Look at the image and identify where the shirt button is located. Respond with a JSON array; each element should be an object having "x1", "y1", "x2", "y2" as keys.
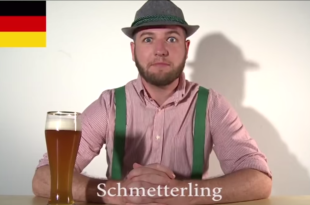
[{"x1": 156, "y1": 135, "x2": 160, "y2": 140}]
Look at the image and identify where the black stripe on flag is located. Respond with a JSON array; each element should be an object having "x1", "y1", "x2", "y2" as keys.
[{"x1": 0, "y1": 1, "x2": 46, "y2": 16}]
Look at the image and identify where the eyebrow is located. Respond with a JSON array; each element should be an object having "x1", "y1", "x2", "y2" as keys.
[
  {"x1": 166, "y1": 30, "x2": 181, "y2": 36},
  {"x1": 139, "y1": 32, "x2": 155, "y2": 38},
  {"x1": 138, "y1": 30, "x2": 182, "y2": 38}
]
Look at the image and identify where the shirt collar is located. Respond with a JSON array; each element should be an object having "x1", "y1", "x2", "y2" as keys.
[{"x1": 133, "y1": 72, "x2": 187, "y2": 106}]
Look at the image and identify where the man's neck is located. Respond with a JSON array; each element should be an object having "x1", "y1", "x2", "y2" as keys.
[{"x1": 142, "y1": 78, "x2": 179, "y2": 107}]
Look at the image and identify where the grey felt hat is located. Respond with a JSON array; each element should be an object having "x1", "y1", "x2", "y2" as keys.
[{"x1": 121, "y1": 0, "x2": 199, "y2": 39}]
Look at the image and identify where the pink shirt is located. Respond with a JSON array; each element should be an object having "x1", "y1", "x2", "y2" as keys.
[{"x1": 37, "y1": 73, "x2": 272, "y2": 179}]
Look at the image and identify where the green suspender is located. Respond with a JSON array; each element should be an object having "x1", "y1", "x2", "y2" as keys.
[
  {"x1": 191, "y1": 86, "x2": 209, "y2": 179},
  {"x1": 111, "y1": 85, "x2": 209, "y2": 180},
  {"x1": 111, "y1": 86, "x2": 126, "y2": 180}
]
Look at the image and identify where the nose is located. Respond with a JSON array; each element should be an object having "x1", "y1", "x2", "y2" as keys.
[{"x1": 154, "y1": 40, "x2": 168, "y2": 56}]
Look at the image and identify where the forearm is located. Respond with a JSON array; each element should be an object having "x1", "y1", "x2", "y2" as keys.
[
  {"x1": 32, "y1": 165, "x2": 124, "y2": 204},
  {"x1": 157, "y1": 169, "x2": 272, "y2": 205}
]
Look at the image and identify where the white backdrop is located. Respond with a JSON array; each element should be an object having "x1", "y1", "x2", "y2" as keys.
[{"x1": 0, "y1": 1, "x2": 309, "y2": 196}]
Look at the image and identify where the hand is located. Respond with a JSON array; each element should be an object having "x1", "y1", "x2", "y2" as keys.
[
  {"x1": 127, "y1": 163, "x2": 175, "y2": 185},
  {"x1": 121, "y1": 163, "x2": 178, "y2": 204}
]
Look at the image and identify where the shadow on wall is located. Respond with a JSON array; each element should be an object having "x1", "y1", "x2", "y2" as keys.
[{"x1": 187, "y1": 32, "x2": 310, "y2": 195}]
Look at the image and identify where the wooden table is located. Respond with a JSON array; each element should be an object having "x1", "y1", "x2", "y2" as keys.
[{"x1": 1, "y1": 195, "x2": 310, "y2": 205}]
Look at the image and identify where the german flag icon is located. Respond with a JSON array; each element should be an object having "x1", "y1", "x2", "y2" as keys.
[{"x1": 0, "y1": 1, "x2": 46, "y2": 47}]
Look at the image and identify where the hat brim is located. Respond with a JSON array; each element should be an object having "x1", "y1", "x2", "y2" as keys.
[{"x1": 121, "y1": 21, "x2": 199, "y2": 39}]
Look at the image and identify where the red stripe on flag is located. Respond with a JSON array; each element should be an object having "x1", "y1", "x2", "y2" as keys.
[{"x1": 0, "y1": 16, "x2": 46, "y2": 31}]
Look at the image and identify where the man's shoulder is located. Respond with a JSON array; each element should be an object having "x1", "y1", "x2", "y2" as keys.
[
  {"x1": 89, "y1": 79, "x2": 138, "y2": 107},
  {"x1": 185, "y1": 80, "x2": 219, "y2": 100},
  {"x1": 185, "y1": 80, "x2": 230, "y2": 110}
]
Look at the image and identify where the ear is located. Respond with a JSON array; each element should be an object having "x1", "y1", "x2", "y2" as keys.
[
  {"x1": 185, "y1": 39, "x2": 190, "y2": 59},
  {"x1": 130, "y1": 41, "x2": 135, "y2": 62}
]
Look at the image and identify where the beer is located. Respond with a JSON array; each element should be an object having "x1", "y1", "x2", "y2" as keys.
[{"x1": 45, "y1": 111, "x2": 82, "y2": 205}]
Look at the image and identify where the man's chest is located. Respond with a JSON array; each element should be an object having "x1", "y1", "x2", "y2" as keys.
[{"x1": 105, "y1": 101, "x2": 211, "y2": 178}]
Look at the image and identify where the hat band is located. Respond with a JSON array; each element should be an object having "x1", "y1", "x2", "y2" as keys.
[{"x1": 131, "y1": 15, "x2": 188, "y2": 27}]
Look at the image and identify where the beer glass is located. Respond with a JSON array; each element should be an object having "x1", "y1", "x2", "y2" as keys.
[{"x1": 45, "y1": 111, "x2": 82, "y2": 205}]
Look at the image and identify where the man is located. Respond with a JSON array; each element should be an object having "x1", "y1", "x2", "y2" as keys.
[{"x1": 32, "y1": 0, "x2": 272, "y2": 204}]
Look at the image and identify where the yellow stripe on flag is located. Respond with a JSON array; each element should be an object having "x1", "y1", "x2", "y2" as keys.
[{"x1": 0, "y1": 32, "x2": 46, "y2": 47}]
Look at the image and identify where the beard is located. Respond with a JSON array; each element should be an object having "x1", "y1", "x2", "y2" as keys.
[{"x1": 134, "y1": 51, "x2": 186, "y2": 87}]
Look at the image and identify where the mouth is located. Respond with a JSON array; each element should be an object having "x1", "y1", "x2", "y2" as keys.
[{"x1": 152, "y1": 62, "x2": 170, "y2": 66}]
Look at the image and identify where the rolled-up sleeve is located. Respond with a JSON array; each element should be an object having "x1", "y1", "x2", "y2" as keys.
[{"x1": 209, "y1": 89, "x2": 272, "y2": 178}]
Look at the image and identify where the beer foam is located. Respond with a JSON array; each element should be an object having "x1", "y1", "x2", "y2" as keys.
[{"x1": 45, "y1": 118, "x2": 82, "y2": 131}]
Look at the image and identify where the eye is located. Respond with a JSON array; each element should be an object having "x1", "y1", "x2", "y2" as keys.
[
  {"x1": 143, "y1": 37, "x2": 152, "y2": 43},
  {"x1": 167, "y1": 37, "x2": 177, "y2": 42}
]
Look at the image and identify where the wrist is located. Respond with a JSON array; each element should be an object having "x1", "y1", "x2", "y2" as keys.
[{"x1": 101, "y1": 180, "x2": 126, "y2": 205}]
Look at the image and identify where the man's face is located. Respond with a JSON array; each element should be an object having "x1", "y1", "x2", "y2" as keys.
[{"x1": 130, "y1": 26, "x2": 190, "y2": 86}]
